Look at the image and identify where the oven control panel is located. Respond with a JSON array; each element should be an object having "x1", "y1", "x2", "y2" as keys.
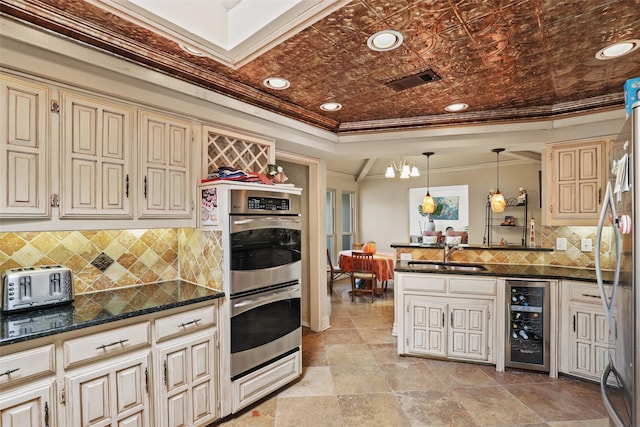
[
  {"x1": 230, "y1": 189, "x2": 300, "y2": 214},
  {"x1": 247, "y1": 196, "x2": 289, "y2": 211}
]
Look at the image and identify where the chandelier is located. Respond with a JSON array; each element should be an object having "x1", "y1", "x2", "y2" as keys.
[{"x1": 385, "y1": 157, "x2": 420, "y2": 179}]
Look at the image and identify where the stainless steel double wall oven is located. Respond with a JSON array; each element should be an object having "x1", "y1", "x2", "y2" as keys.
[{"x1": 228, "y1": 189, "x2": 302, "y2": 379}]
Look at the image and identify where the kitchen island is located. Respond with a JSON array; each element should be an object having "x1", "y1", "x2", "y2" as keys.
[{"x1": 392, "y1": 243, "x2": 616, "y2": 384}]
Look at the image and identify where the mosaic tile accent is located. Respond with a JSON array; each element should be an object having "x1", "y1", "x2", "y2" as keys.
[{"x1": 91, "y1": 252, "x2": 114, "y2": 272}]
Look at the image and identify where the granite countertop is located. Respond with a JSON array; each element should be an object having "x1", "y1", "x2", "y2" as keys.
[
  {"x1": 391, "y1": 243, "x2": 554, "y2": 252},
  {"x1": 395, "y1": 260, "x2": 615, "y2": 284},
  {"x1": 0, "y1": 280, "x2": 225, "y2": 347}
]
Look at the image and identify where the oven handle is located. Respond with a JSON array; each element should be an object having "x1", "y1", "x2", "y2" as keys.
[
  {"x1": 232, "y1": 217, "x2": 300, "y2": 226},
  {"x1": 232, "y1": 287, "x2": 301, "y2": 316}
]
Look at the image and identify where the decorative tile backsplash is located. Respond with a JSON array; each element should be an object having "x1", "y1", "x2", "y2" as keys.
[
  {"x1": 0, "y1": 224, "x2": 613, "y2": 296},
  {"x1": 0, "y1": 228, "x2": 224, "y2": 294},
  {"x1": 396, "y1": 225, "x2": 615, "y2": 270}
]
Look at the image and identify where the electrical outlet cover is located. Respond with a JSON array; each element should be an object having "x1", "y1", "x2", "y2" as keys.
[
  {"x1": 556, "y1": 238, "x2": 567, "y2": 251},
  {"x1": 581, "y1": 238, "x2": 592, "y2": 252}
]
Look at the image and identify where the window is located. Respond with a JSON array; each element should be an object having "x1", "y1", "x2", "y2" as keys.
[
  {"x1": 341, "y1": 192, "x2": 354, "y2": 251},
  {"x1": 327, "y1": 190, "x2": 355, "y2": 262}
]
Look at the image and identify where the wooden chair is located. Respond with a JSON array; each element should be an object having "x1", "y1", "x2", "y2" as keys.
[
  {"x1": 349, "y1": 251, "x2": 377, "y2": 303},
  {"x1": 351, "y1": 242, "x2": 364, "y2": 250},
  {"x1": 445, "y1": 230, "x2": 468, "y2": 244},
  {"x1": 422, "y1": 230, "x2": 442, "y2": 244},
  {"x1": 326, "y1": 249, "x2": 348, "y2": 293}
]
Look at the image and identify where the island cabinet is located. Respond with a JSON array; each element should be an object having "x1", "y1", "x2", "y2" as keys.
[
  {"x1": 397, "y1": 273, "x2": 497, "y2": 364},
  {"x1": 559, "y1": 280, "x2": 615, "y2": 383},
  {"x1": 0, "y1": 300, "x2": 220, "y2": 427}
]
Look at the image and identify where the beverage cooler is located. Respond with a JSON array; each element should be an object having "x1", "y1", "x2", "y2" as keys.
[{"x1": 506, "y1": 280, "x2": 550, "y2": 372}]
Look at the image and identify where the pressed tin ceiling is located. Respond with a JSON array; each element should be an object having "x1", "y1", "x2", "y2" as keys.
[{"x1": 1, "y1": 0, "x2": 639, "y2": 134}]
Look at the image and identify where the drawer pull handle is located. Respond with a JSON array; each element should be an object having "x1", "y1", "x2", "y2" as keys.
[
  {"x1": 0, "y1": 368, "x2": 20, "y2": 377},
  {"x1": 179, "y1": 318, "x2": 201, "y2": 328},
  {"x1": 96, "y1": 339, "x2": 129, "y2": 350},
  {"x1": 581, "y1": 293, "x2": 601, "y2": 299}
]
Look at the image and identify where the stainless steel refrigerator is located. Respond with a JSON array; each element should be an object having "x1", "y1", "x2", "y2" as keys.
[{"x1": 596, "y1": 101, "x2": 638, "y2": 427}]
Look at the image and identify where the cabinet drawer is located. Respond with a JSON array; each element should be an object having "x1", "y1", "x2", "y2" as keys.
[
  {"x1": 63, "y1": 322, "x2": 151, "y2": 368},
  {"x1": 568, "y1": 283, "x2": 609, "y2": 304},
  {"x1": 155, "y1": 305, "x2": 216, "y2": 342},
  {"x1": 449, "y1": 278, "x2": 496, "y2": 296},
  {"x1": 402, "y1": 275, "x2": 446, "y2": 293},
  {"x1": 233, "y1": 349, "x2": 301, "y2": 413},
  {"x1": 0, "y1": 344, "x2": 55, "y2": 387}
]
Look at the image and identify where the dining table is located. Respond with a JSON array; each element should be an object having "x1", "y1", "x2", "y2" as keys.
[{"x1": 338, "y1": 250, "x2": 395, "y2": 285}]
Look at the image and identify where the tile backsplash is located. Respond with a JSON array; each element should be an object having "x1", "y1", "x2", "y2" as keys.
[
  {"x1": 0, "y1": 224, "x2": 613, "y2": 296},
  {"x1": 0, "y1": 228, "x2": 223, "y2": 293}
]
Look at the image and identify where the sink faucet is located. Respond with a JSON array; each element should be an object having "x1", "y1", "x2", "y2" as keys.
[{"x1": 444, "y1": 244, "x2": 463, "y2": 263}]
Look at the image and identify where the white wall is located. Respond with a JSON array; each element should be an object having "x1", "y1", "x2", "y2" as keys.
[{"x1": 358, "y1": 160, "x2": 542, "y2": 252}]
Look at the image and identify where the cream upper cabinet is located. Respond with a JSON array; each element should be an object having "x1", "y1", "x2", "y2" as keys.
[
  {"x1": 139, "y1": 110, "x2": 191, "y2": 218},
  {"x1": 0, "y1": 75, "x2": 50, "y2": 218},
  {"x1": 544, "y1": 139, "x2": 609, "y2": 226},
  {"x1": 60, "y1": 91, "x2": 133, "y2": 218}
]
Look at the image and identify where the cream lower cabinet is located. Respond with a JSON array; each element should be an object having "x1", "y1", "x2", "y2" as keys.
[
  {"x1": 0, "y1": 344, "x2": 57, "y2": 426},
  {"x1": 398, "y1": 273, "x2": 496, "y2": 364},
  {"x1": 154, "y1": 305, "x2": 218, "y2": 427},
  {"x1": 64, "y1": 350, "x2": 151, "y2": 427},
  {"x1": 0, "y1": 379, "x2": 56, "y2": 427},
  {"x1": 560, "y1": 281, "x2": 615, "y2": 382},
  {"x1": 0, "y1": 300, "x2": 220, "y2": 427}
]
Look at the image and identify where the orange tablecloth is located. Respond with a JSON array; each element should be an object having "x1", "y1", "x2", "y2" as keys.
[{"x1": 338, "y1": 250, "x2": 395, "y2": 282}]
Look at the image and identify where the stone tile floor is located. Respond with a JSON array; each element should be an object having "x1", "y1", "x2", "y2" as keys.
[{"x1": 212, "y1": 279, "x2": 611, "y2": 426}]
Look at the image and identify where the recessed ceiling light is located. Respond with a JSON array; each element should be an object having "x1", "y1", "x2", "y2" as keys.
[
  {"x1": 445, "y1": 103, "x2": 469, "y2": 112},
  {"x1": 367, "y1": 30, "x2": 403, "y2": 52},
  {"x1": 320, "y1": 102, "x2": 342, "y2": 111},
  {"x1": 263, "y1": 77, "x2": 290, "y2": 90},
  {"x1": 596, "y1": 39, "x2": 640, "y2": 60},
  {"x1": 178, "y1": 43, "x2": 205, "y2": 57}
]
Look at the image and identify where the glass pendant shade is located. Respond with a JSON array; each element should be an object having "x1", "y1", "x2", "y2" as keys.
[
  {"x1": 491, "y1": 148, "x2": 506, "y2": 213},
  {"x1": 491, "y1": 191, "x2": 506, "y2": 212},
  {"x1": 422, "y1": 151, "x2": 435, "y2": 213},
  {"x1": 400, "y1": 164, "x2": 411, "y2": 179},
  {"x1": 422, "y1": 192, "x2": 435, "y2": 213}
]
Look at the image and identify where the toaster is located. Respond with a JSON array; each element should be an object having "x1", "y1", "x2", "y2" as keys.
[{"x1": 1, "y1": 266, "x2": 74, "y2": 312}]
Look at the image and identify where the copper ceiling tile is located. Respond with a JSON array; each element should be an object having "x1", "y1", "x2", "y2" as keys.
[{"x1": 2, "y1": 0, "x2": 638, "y2": 133}]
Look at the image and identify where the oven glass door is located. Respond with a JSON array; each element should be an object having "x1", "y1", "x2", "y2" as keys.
[
  {"x1": 230, "y1": 282, "x2": 301, "y2": 377},
  {"x1": 230, "y1": 215, "x2": 301, "y2": 270}
]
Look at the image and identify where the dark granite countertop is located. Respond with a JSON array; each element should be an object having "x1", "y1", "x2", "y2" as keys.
[
  {"x1": 395, "y1": 261, "x2": 615, "y2": 284},
  {"x1": 391, "y1": 243, "x2": 554, "y2": 252},
  {"x1": 0, "y1": 280, "x2": 225, "y2": 347}
]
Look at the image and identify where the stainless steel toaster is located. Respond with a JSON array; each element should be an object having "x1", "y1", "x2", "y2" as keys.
[{"x1": 1, "y1": 266, "x2": 74, "y2": 312}]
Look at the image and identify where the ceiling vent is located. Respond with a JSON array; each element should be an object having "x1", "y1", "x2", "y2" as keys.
[{"x1": 385, "y1": 69, "x2": 441, "y2": 92}]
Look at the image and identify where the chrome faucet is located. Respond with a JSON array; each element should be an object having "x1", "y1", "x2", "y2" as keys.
[{"x1": 444, "y1": 244, "x2": 463, "y2": 263}]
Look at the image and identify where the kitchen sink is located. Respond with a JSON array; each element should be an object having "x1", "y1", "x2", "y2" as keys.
[
  {"x1": 445, "y1": 265, "x2": 487, "y2": 272},
  {"x1": 408, "y1": 262, "x2": 448, "y2": 270},
  {"x1": 407, "y1": 261, "x2": 487, "y2": 272}
]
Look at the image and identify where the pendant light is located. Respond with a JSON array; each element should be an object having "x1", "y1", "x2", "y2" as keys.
[
  {"x1": 421, "y1": 152, "x2": 435, "y2": 214},
  {"x1": 491, "y1": 148, "x2": 506, "y2": 212}
]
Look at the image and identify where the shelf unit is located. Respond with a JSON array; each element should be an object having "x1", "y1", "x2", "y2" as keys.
[{"x1": 484, "y1": 194, "x2": 528, "y2": 247}]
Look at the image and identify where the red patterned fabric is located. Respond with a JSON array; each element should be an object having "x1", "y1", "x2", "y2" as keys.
[{"x1": 338, "y1": 250, "x2": 394, "y2": 282}]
